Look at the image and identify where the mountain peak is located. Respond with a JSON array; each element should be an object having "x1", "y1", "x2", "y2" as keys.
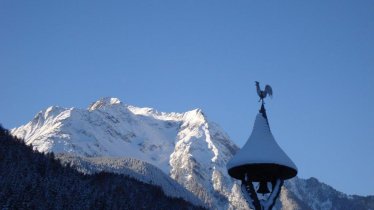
[
  {"x1": 182, "y1": 108, "x2": 206, "y2": 124},
  {"x1": 88, "y1": 97, "x2": 122, "y2": 111}
]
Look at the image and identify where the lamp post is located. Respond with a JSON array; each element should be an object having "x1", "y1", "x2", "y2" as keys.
[{"x1": 227, "y1": 83, "x2": 298, "y2": 210}]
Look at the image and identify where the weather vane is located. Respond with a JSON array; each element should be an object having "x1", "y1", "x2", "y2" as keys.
[
  {"x1": 255, "y1": 81, "x2": 273, "y2": 104},
  {"x1": 227, "y1": 81, "x2": 297, "y2": 210}
]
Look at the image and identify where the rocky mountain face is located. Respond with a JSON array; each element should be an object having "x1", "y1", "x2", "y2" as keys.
[{"x1": 11, "y1": 97, "x2": 374, "y2": 210}]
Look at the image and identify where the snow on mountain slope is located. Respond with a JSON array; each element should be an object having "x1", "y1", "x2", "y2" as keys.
[
  {"x1": 13, "y1": 98, "x2": 180, "y2": 172},
  {"x1": 56, "y1": 154, "x2": 204, "y2": 207}
]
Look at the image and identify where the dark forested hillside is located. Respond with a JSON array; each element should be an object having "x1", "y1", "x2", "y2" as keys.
[{"x1": 0, "y1": 125, "x2": 205, "y2": 210}]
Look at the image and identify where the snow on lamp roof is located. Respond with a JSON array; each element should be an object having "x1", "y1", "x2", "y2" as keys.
[{"x1": 227, "y1": 104, "x2": 297, "y2": 181}]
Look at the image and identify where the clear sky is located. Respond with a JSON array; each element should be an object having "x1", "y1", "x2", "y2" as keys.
[{"x1": 1, "y1": 0, "x2": 373, "y2": 196}]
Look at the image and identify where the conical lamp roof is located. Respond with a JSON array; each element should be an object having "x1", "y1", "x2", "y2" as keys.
[{"x1": 227, "y1": 104, "x2": 297, "y2": 181}]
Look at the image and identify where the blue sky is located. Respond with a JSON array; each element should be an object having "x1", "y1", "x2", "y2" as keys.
[{"x1": 1, "y1": 0, "x2": 374, "y2": 195}]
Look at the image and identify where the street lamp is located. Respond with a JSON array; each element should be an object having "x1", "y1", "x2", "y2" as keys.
[{"x1": 227, "y1": 83, "x2": 298, "y2": 210}]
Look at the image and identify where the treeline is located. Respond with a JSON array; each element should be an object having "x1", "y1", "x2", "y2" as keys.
[{"x1": 0, "y1": 126, "x2": 205, "y2": 210}]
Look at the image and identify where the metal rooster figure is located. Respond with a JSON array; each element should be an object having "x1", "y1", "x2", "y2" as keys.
[{"x1": 255, "y1": 81, "x2": 273, "y2": 104}]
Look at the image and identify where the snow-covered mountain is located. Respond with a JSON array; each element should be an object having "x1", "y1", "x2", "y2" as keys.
[
  {"x1": 11, "y1": 97, "x2": 374, "y2": 210},
  {"x1": 12, "y1": 97, "x2": 245, "y2": 209}
]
